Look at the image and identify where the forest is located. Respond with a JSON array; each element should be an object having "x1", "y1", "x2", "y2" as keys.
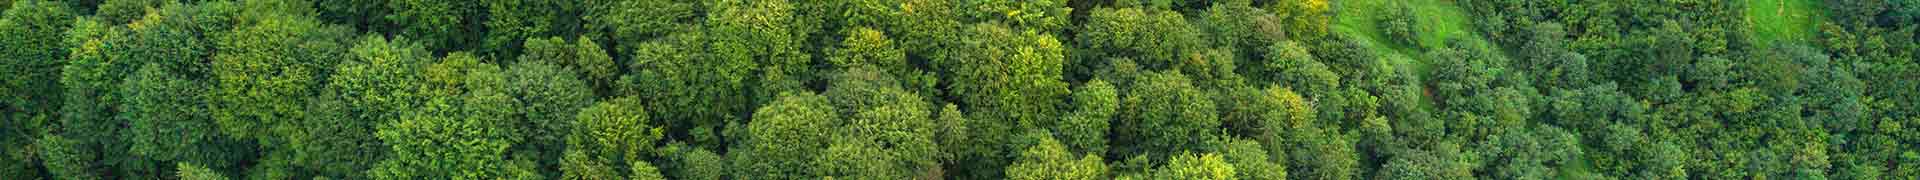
[{"x1": 0, "y1": 0, "x2": 1917, "y2": 179}]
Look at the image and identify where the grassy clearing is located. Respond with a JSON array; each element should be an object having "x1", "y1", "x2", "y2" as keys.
[
  {"x1": 1745, "y1": 0, "x2": 1825, "y2": 47},
  {"x1": 1332, "y1": 1, "x2": 1607, "y2": 178},
  {"x1": 1330, "y1": 0, "x2": 1480, "y2": 77}
]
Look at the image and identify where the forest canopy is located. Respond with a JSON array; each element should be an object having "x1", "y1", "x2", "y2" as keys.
[{"x1": 2, "y1": 0, "x2": 1918, "y2": 179}]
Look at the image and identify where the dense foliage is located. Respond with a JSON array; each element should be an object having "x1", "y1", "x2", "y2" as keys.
[{"x1": 1, "y1": 0, "x2": 1916, "y2": 179}]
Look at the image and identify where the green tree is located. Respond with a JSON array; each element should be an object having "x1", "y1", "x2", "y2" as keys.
[
  {"x1": 1282, "y1": 115, "x2": 1358, "y2": 180},
  {"x1": 211, "y1": 10, "x2": 349, "y2": 144},
  {"x1": 0, "y1": 0, "x2": 73, "y2": 115},
  {"x1": 1268, "y1": 0, "x2": 1331, "y2": 38},
  {"x1": 1060, "y1": 79, "x2": 1118, "y2": 155},
  {"x1": 46, "y1": 17, "x2": 118, "y2": 179},
  {"x1": 887, "y1": 0, "x2": 964, "y2": 59},
  {"x1": 1378, "y1": 1, "x2": 1422, "y2": 47},
  {"x1": 1260, "y1": 41, "x2": 1340, "y2": 97},
  {"x1": 175, "y1": 162, "x2": 229, "y2": 180},
  {"x1": 1006, "y1": 135, "x2": 1108, "y2": 180},
  {"x1": 829, "y1": 27, "x2": 936, "y2": 103},
  {"x1": 655, "y1": 143, "x2": 725, "y2": 180},
  {"x1": 292, "y1": 91, "x2": 385, "y2": 179},
  {"x1": 1476, "y1": 125, "x2": 1583, "y2": 179},
  {"x1": 561, "y1": 97, "x2": 663, "y2": 179},
  {"x1": 481, "y1": 0, "x2": 579, "y2": 56},
  {"x1": 57, "y1": 7, "x2": 227, "y2": 178},
  {"x1": 518, "y1": 37, "x2": 617, "y2": 94},
  {"x1": 706, "y1": 0, "x2": 812, "y2": 107},
  {"x1": 829, "y1": 27, "x2": 909, "y2": 77},
  {"x1": 504, "y1": 59, "x2": 594, "y2": 177},
  {"x1": 1, "y1": 2, "x2": 73, "y2": 177},
  {"x1": 1155, "y1": 152, "x2": 1236, "y2": 180},
  {"x1": 1117, "y1": 71, "x2": 1219, "y2": 160},
  {"x1": 960, "y1": 0, "x2": 1071, "y2": 33},
  {"x1": 315, "y1": 0, "x2": 389, "y2": 29},
  {"x1": 1212, "y1": 138, "x2": 1284, "y2": 180},
  {"x1": 1078, "y1": 7, "x2": 1203, "y2": 71},
  {"x1": 940, "y1": 22, "x2": 1072, "y2": 179},
  {"x1": 628, "y1": 161, "x2": 666, "y2": 180},
  {"x1": 122, "y1": 64, "x2": 226, "y2": 168},
  {"x1": 1201, "y1": 0, "x2": 1283, "y2": 55},
  {"x1": 385, "y1": 0, "x2": 480, "y2": 51},
  {"x1": 1376, "y1": 143, "x2": 1473, "y2": 180},
  {"x1": 816, "y1": 68, "x2": 940, "y2": 178},
  {"x1": 582, "y1": 0, "x2": 695, "y2": 53},
  {"x1": 732, "y1": 91, "x2": 838, "y2": 179},
  {"x1": 368, "y1": 53, "x2": 535, "y2": 179},
  {"x1": 96, "y1": 0, "x2": 166, "y2": 24},
  {"x1": 316, "y1": 36, "x2": 434, "y2": 179},
  {"x1": 329, "y1": 35, "x2": 430, "y2": 120},
  {"x1": 619, "y1": 32, "x2": 746, "y2": 149}
]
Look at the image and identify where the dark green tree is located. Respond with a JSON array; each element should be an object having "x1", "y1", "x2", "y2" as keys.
[
  {"x1": 384, "y1": 0, "x2": 480, "y2": 51},
  {"x1": 518, "y1": 36, "x2": 617, "y2": 94},
  {"x1": 96, "y1": 0, "x2": 166, "y2": 24},
  {"x1": 1378, "y1": 1, "x2": 1422, "y2": 47},
  {"x1": 481, "y1": 0, "x2": 580, "y2": 56},
  {"x1": 315, "y1": 36, "x2": 434, "y2": 179},
  {"x1": 122, "y1": 63, "x2": 229, "y2": 170},
  {"x1": 619, "y1": 32, "x2": 746, "y2": 149},
  {"x1": 581, "y1": 0, "x2": 695, "y2": 53},
  {"x1": 45, "y1": 17, "x2": 119, "y2": 179},
  {"x1": 0, "y1": 0, "x2": 73, "y2": 115},
  {"x1": 0, "y1": 2, "x2": 73, "y2": 177},
  {"x1": 504, "y1": 59, "x2": 594, "y2": 177}
]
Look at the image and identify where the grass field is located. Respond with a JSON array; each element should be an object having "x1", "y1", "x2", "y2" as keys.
[{"x1": 1745, "y1": 0, "x2": 1826, "y2": 47}]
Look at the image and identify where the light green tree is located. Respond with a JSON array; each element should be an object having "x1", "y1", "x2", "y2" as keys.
[
  {"x1": 707, "y1": 0, "x2": 812, "y2": 107},
  {"x1": 939, "y1": 22, "x2": 1071, "y2": 179},
  {"x1": 1118, "y1": 71, "x2": 1219, "y2": 160},
  {"x1": 1006, "y1": 134, "x2": 1108, "y2": 180},
  {"x1": 1156, "y1": 152, "x2": 1237, "y2": 180},
  {"x1": 1059, "y1": 79, "x2": 1118, "y2": 155},
  {"x1": 561, "y1": 97, "x2": 663, "y2": 179},
  {"x1": 1078, "y1": 7, "x2": 1204, "y2": 71},
  {"x1": 732, "y1": 91, "x2": 838, "y2": 179},
  {"x1": 212, "y1": 9, "x2": 350, "y2": 144},
  {"x1": 368, "y1": 53, "x2": 535, "y2": 179},
  {"x1": 175, "y1": 163, "x2": 229, "y2": 180}
]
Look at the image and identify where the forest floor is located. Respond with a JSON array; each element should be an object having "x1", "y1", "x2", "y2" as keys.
[{"x1": 1745, "y1": 0, "x2": 1826, "y2": 47}]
